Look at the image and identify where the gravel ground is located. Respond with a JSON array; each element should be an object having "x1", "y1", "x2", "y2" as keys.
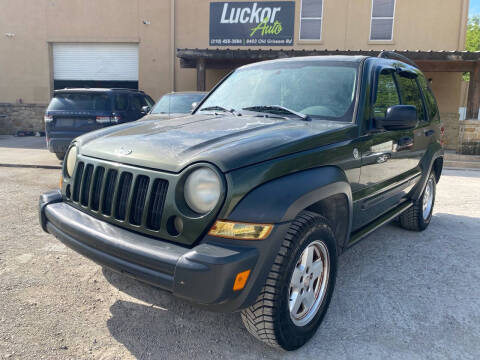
[{"x1": 0, "y1": 167, "x2": 479, "y2": 360}]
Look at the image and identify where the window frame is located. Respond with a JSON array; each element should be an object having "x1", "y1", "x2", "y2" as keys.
[
  {"x1": 369, "y1": 0, "x2": 396, "y2": 42},
  {"x1": 394, "y1": 71, "x2": 428, "y2": 123},
  {"x1": 372, "y1": 68, "x2": 401, "y2": 121},
  {"x1": 299, "y1": 0, "x2": 324, "y2": 41}
]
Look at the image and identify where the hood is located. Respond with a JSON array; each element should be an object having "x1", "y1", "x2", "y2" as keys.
[{"x1": 76, "y1": 114, "x2": 354, "y2": 173}]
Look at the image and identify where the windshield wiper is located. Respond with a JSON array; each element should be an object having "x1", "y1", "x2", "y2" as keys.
[
  {"x1": 199, "y1": 105, "x2": 240, "y2": 116},
  {"x1": 242, "y1": 105, "x2": 311, "y2": 121}
]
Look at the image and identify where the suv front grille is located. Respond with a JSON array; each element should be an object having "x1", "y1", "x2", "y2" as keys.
[{"x1": 67, "y1": 160, "x2": 169, "y2": 234}]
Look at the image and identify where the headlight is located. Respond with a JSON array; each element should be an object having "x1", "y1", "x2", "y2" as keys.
[
  {"x1": 184, "y1": 167, "x2": 221, "y2": 214},
  {"x1": 65, "y1": 146, "x2": 78, "y2": 177}
]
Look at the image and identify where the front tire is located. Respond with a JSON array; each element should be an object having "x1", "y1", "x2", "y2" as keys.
[
  {"x1": 399, "y1": 172, "x2": 436, "y2": 231},
  {"x1": 241, "y1": 211, "x2": 337, "y2": 350}
]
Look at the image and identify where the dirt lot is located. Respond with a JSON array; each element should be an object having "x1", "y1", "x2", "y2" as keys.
[{"x1": 1, "y1": 165, "x2": 480, "y2": 360}]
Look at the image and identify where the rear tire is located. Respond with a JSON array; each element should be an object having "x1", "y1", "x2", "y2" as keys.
[
  {"x1": 241, "y1": 211, "x2": 337, "y2": 350},
  {"x1": 55, "y1": 152, "x2": 65, "y2": 160},
  {"x1": 399, "y1": 172, "x2": 436, "y2": 231}
]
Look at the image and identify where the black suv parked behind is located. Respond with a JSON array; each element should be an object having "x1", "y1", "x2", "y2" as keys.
[{"x1": 45, "y1": 88, "x2": 154, "y2": 159}]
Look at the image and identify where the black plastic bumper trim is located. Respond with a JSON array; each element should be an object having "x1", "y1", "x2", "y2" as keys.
[{"x1": 39, "y1": 194, "x2": 259, "y2": 307}]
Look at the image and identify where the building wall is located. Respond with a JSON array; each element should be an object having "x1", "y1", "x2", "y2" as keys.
[{"x1": 0, "y1": 0, "x2": 469, "y2": 135}]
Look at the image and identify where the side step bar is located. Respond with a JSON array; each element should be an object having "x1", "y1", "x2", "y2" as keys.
[{"x1": 348, "y1": 201, "x2": 413, "y2": 247}]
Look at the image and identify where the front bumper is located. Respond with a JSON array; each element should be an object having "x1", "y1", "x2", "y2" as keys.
[{"x1": 39, "y1": 191, "x2": 267, "y2": 311}]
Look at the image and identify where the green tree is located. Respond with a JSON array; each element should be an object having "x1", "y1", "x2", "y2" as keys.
[
  {"x1": 466, "y1": 16, "x2": 480, "y2": 52},
  {"x1": 463, "y1": 16, "x2": 480, "y2": 80}
]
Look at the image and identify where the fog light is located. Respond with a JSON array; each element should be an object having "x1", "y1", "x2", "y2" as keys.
[
  {"x1": 208, "y1": 220, "x2": 273, "y2": 240},
  {"x1": 233, "y1": 270, "x2": 251, "y2": 291}
]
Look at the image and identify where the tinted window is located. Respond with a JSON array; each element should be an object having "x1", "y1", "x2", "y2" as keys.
[
  {"x1": 417, "y1": 75, "x2": 438, "y2": 121},
  {"x1": 47, "y1": 93, "x2": 111, "y2": 111},
  {"x1": 131, "y1": 94, "x2": 148, "y2": 112},
  {"x1": 374, "y1": 70, "x2": 399, "y2": 118},
  {"x1": 145, "y1": 95, "x2": 155, "y2": 107},
  {"x1": 199, "y1": 62, "x2": 358, "y2": 121},
  {"x1": 114, "y1": 94, "x2": 129, "y2": 111},
  {"x1": 152, "y1": 93, "x2": 206, "y2": 114},
  {"x1": 396, "y1": 73, "x2": 426, "y2": 121}
]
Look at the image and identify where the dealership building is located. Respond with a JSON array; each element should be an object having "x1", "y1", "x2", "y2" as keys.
[{"x1": 1, "y1": 0, "x2": 480, "y2": 151}]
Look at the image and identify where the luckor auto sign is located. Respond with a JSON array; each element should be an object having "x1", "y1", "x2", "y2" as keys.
[{"x1": 209, "y1": 1, "x2": 295, "y2": 46}]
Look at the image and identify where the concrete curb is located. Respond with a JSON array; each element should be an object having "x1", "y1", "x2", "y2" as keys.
[{"x1": 0, "y1": 163, "x2": 62, "y2": 170}]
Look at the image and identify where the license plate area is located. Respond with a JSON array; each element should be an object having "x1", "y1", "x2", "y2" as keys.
[{"x1": 55, "y1": 118, "x2": 96, "y2": 129}]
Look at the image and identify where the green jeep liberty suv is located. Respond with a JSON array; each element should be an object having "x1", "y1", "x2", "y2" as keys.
[{"x1": 39, "y1": 53, "x2": 443, "y2": 350}]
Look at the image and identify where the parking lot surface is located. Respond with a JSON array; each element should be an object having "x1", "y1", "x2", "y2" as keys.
[{"x1": 0, "y1": 166, "x2": 479, "y2": 360}]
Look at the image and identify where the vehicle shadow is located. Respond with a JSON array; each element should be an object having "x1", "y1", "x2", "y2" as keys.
[{"x1": 103, "y1": 212, "x2": 480, "y2": 359}]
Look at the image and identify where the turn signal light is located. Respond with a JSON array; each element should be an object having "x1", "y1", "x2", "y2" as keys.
[
  {"x1": 208, "y1": 220, "x2": 273, "y2": 240},
  {"x1": 233, "y1": 270, "x2": 251, "y2": 291}
]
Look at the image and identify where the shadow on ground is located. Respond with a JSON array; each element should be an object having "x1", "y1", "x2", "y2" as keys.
[
  {"x1": 0, "y1": 135, "x2": 47, "y2": 149},
  {"x1": 102, "y1": 212, "x2": 480, "y2": 359}
]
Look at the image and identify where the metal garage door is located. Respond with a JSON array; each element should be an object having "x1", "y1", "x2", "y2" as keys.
[{"x1": 52, "y1": 43, "x2": 139, "y2": 89}]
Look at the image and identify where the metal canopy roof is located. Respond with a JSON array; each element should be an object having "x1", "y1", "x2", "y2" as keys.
[{"x1": 177, "y1": 48, "x2": 480, "y2": 68}]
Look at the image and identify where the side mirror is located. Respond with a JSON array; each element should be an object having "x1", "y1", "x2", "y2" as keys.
[
  {"x1": 380, "y1": 105, "x2": 418, "y2": 131},
  {"x1": 141, "y1": 105, "x2": 151, "y2": 115},
  {"x1": 191, "y1": 102, "x2": 198, "y2": 112}
]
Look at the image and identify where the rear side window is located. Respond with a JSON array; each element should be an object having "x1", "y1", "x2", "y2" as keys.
[
  {"x1": 395, "y1": 73, "x2": 426, "y2": 121},
  {"x1": 114, "y1": 94, "x2": 129, "y2": 111},
  {"x1": 374, "y1": 70, "x2": 399, "y2": 118},
  {"x1": 417, "y1": 75, "x2": 439, "y2": 121},
  {"x1": 47, "y1": 93, "x2": 111, "y2": 111},
  {"x1": 131, "y1": 94, "x2": 148, "y2": 112},
  {"x1": 145, "y1": 95, "x2": 155, "y2": 107}
]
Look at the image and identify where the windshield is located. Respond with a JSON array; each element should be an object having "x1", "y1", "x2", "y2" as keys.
[
  {"x1": 151, "y1": 93, "x2": 206, "y2": 114},
  {"x1": 199, "y1": 61, "x2": 358, "y2": 121},
  {"x1": 47, "y1": 93, "x2": 112, "y2": 111}
]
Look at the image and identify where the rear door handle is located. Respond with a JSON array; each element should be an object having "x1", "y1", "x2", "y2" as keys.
[{"x1": 425, "y1": 129, "x2": 435, "y2": 137}]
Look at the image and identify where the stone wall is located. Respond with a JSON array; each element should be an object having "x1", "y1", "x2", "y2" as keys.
[
  {"x1": 459, "y1": 120, "x2": 480, "y2": 155},
  {"x1": 440, "y1": 112, "x2": 460, "y2": 150},
  {"x1": 0, "y1": 103, "x2": 47, "y2": 135}
]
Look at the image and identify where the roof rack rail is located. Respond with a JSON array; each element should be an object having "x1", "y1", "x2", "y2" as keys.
[{"x1": 377, "y1": 51, "x2": 417, "y2": 68}]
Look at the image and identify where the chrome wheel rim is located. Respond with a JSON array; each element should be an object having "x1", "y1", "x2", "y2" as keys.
[
  {"x1": 422, "y1": 178, "x2": 434, "y2": 220},
  {"x1": 288, "y1": 240, "x2": 330, "y2": 327}
]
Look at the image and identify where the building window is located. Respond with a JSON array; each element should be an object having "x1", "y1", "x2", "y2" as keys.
[
  {"x1": 370, "y1": 0, "x2": 395, "y2": 41},
  {"x1": 300, "y1": 0, "x2": 323, "y2": 40}
]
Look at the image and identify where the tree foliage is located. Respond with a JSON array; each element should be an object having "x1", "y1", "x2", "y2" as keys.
[{"x1": 466, "y1": 16, "x2": 480, "y2": 52}]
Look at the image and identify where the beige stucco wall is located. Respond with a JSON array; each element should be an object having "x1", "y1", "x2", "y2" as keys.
[{"x1": 0, "y1": 0, "x2": 469, "y2": 106}]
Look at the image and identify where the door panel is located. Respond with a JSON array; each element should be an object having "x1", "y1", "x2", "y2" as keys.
[{"x1": 354, "y1": 68, "x2": 423, "y2": 230}]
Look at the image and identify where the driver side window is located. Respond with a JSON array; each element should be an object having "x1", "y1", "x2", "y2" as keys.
[{"x1": 374, "y1": 70, "x2": 400, "y2": 119}]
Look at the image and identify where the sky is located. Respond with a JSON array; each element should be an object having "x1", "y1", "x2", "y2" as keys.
[{"x1": 470, "y1": 0, "x2": 480, "y2": 17}]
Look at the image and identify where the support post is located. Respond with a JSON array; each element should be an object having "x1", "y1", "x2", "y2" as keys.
[
  {"x1": 467, "y1": 61, "x2": 480, "y2": 119},
  {"x1": 196, "y1": 58, "x2": 206, "y2": 91}
]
